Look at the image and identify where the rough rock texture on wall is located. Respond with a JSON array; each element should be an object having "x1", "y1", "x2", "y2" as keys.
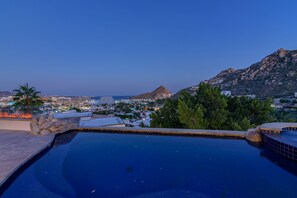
[
  {"x1": 30, "y1": 116, "x2": 80, "y2": 135},
  {"x1": 246, "y1": 126, "x2": 262, "y2": 143}
]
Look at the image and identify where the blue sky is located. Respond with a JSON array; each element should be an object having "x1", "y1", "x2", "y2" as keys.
[{"x1": 1, "y1": 0, "x2": 297, "y2": 96}]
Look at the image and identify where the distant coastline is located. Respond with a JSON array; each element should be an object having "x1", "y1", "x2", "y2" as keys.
[{"x1": 92, "y1": 96, "x2": 132, "y2": 101}]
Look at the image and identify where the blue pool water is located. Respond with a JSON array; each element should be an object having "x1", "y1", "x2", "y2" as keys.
[
  {"x1": 281, "y1": 130, "x2": 297, "y2": 144},
  {"x1": 2, "y1": 132, "x2": 297, "y2": 198}
]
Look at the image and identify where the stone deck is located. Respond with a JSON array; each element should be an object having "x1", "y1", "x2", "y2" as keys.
[{"x1": 0, "y1": 130, "x2": 54, "y2": 187}]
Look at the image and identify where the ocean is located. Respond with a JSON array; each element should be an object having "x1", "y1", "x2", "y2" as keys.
[{"x1": 92, "y1": 96, "x2": 132, "y2": 101}]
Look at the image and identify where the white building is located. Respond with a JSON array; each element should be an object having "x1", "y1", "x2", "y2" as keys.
[
  {"x1": 52, "y1": 111, "x2": 93, "y2": 120},
  {"x1": 221, "y1": 91, "x2": 231, "y2": 96},
  {"x1": 246, "y1": 94, "x2": 256, "y2": 99},
  {"x1": 98, "y1": 96, "x2": 115, "y2": 105},
  {"x1": 80, "y1": 117, "x2": 125, "y2": 127}
]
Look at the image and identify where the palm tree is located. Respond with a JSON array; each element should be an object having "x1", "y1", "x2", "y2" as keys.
[{"x1": 13, "y1": 83, "x2": 43, "y2": 114}]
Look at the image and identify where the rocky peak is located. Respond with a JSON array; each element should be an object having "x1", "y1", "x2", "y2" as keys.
[
  {"x1": 204, "y1": 68, "x2": 238, "y2": 85},
  {"x1": 154, "y1": 86, "x2": 168, "y2": 93},
  {"x1": 217, "y1": 68, "x2": 237, "y2": 76},
  {"x1": 275, "y1": 48, "x2": 289, "y2": 58},
  {"x1": 183, "y1": 48, "x2": 297, "y2": 98},
  {"x1": 131, "y1": 86, "x2": 172, "y2": 100}
]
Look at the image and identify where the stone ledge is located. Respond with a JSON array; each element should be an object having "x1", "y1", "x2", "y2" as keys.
[
  {"x1": 0, "y1": 119, "x2": 31, "y2": 131},
  {"x1": 260, "y1": 122, "x2": 297, "y2": 133}
]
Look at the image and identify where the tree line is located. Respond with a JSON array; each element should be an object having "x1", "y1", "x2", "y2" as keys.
[{"x1": 150, "y1": 83, "x2": 273, "y2": 131}]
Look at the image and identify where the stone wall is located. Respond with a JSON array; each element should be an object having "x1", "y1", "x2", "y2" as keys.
[
  {"x1": 246, "y1": 126, "x2": 262, "y2": 143},
  {"x1": 30, "y1": 116, "x2": 80, "y2": 135},
  {"x1": 0, "y1": 119, "x2": 31, "y2": 131}
]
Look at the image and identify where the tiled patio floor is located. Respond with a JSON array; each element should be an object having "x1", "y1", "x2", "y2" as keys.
[{"x1": 0, "y1": 130, "x2": 54, "y2": 186}]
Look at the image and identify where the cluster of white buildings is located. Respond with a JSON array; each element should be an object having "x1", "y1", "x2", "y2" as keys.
[
  {"x1": 45, "y1": 96, "x2": 161, "y2": 128},
  {"x1": 0, "y1": 94, "x2": 166, "y2": 128},
  {"x1": 52, "y1": 110, "x2": 125, "y2": 127},
  {"x1": 221, "y1": 91, "x2": 256, "y2": 99}
]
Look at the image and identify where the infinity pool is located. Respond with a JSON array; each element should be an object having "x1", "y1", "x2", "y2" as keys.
[{"x1": 2, "y1": 132, "x2": 297, "y2": 197}]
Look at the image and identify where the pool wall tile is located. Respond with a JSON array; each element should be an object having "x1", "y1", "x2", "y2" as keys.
[{"x1": 263, "y1": 132, "x2": 297, "y2": 162}]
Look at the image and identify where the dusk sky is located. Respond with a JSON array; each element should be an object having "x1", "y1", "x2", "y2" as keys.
[{"x1": 1, "y1": 0, "x2": 297, "y2": 96}]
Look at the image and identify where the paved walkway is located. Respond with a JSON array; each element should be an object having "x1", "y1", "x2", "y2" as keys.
[{"x1": 0, "y1": 130, "x2": 54, "y2": 186}]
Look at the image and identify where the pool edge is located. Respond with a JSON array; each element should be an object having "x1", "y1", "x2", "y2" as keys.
[
  {"x1": 0, "y1": 127, "x2": 247, "y2": 194},
  {"x1": 0, "y1": 135, "x2": 55, "y2": 195}
]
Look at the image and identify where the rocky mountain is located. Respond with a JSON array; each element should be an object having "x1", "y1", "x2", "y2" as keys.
[
  {"x1": 178, "y1": 48, "x2": 297, "y2": 98},
  {"x1": 0, "y1": 91, "x2": 12, "y2": 97},
  {"x1": 131, "y1": 86, "x2": 172, "y2": 100}
]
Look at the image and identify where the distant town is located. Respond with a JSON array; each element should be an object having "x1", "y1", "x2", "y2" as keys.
[
  {"x1": 0, "y1": 95, "x2": 156, "y2": 127},
  {"x1": 0, "y1": 86, "x2": 296, "y2": 129}
]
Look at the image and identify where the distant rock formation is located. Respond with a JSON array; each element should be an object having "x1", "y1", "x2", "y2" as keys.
[
  {"x1": 176, "y1": 48, "x2": 297, "y2": 98},
  {"x1": 0, "y1": 91, "x2": 12, "y2": 97},
  {"x1": 131, "y1": 86, "x2": 172, "y2": 100}
]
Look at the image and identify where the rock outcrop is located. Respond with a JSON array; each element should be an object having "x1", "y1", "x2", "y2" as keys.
[
  {"x1": 30, "y1": 116, "x2": 80, "y2": 135},
  {"x1": 178, "y1": 48, "x2": 297, "y2": 98},
  {"x1": 131, "y1": 86, "x2": 172, "y2": 100},
  {"x1": 246, "y1": 127, "x2": 262, "y2": 143}
]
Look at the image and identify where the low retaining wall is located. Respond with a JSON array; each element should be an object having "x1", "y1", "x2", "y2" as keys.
[
  {"x1": 0, "y1": 119, "x2": 31, "y2": 131},
  {"x1": 30, "y1": 116, "x2": 80, "y2": 135}
]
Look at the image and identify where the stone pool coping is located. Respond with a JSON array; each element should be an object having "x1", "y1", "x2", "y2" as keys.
[
  {"x1": 260, "y1": 122, "x2": 297, "y2": 133},
  {"x1": 0, "y1": 127, "x2": 246, "y2": 191},
  {"x1": 0, "y1": 130, "x2": 55, "y2": 189}
]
